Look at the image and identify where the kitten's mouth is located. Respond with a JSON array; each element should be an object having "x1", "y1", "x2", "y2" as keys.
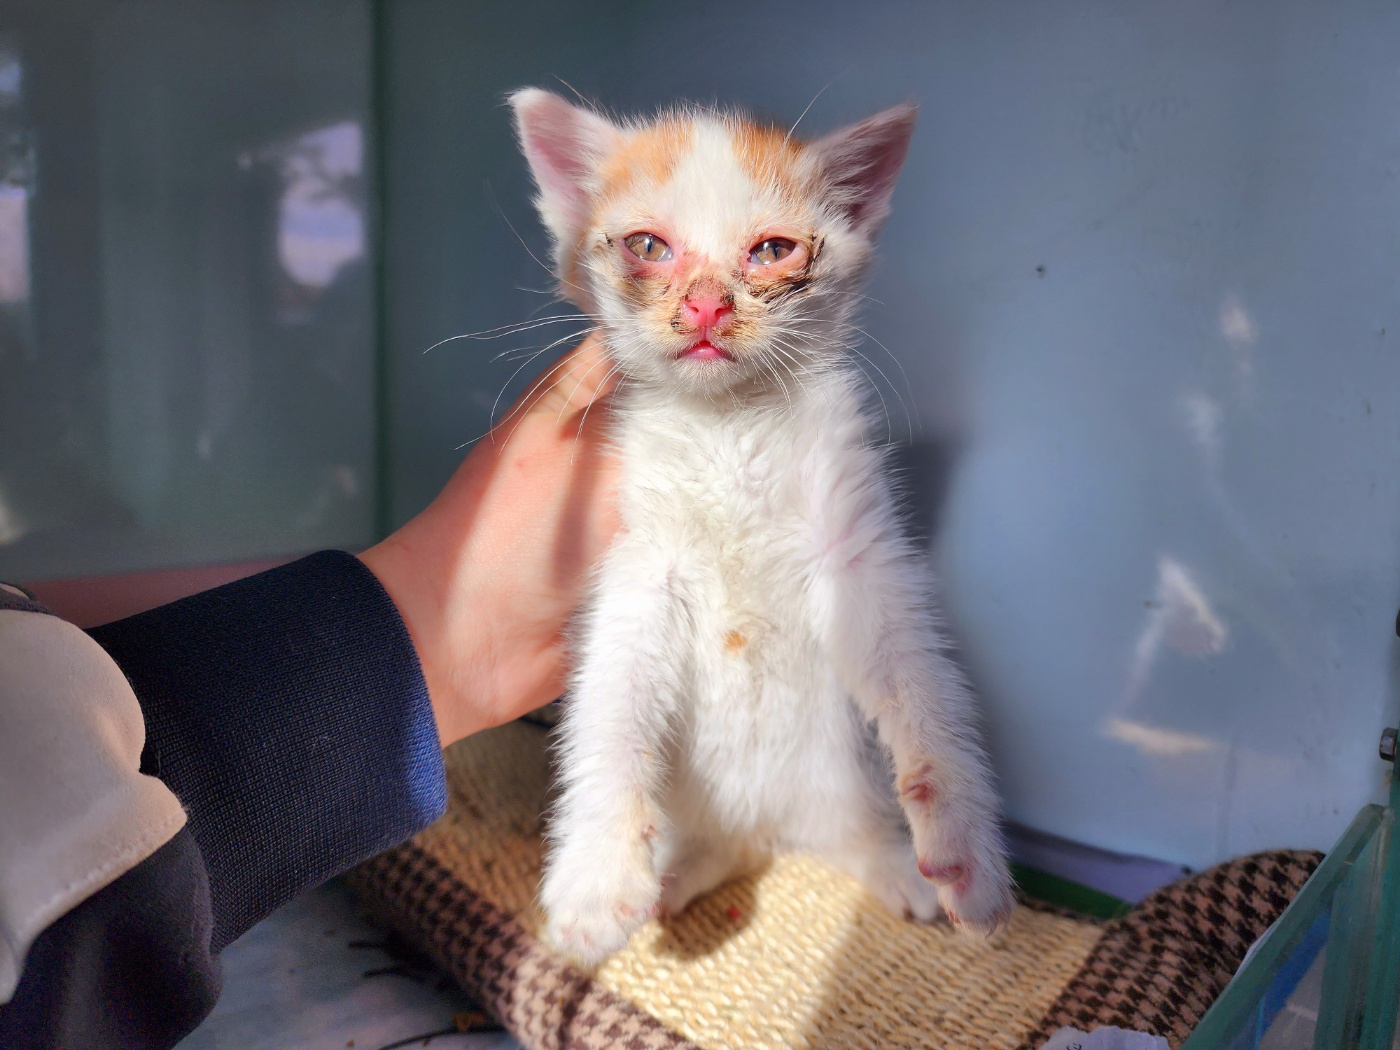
[{"x1": 677, "y1": 339, "x2": 733, "y2": 363}]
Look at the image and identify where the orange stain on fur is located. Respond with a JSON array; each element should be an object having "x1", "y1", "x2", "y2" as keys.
[
  {"x1": 898, "y1": 765, "x2": 937, "y2": 805},
  {"x1": 724, "y1": 629, "x2": 748, "y2": 653}
]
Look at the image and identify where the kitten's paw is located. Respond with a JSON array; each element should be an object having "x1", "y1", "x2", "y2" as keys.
[
  {"x1": 657, "y1": 847, "x2": 747, "y2": 918},
  {"x1": 861, "y1": 849, "x2": 942, "y2": 923},
  {"x1": 900, "y1": 764, "x2": 1015, "y2": 937},
  {"x1": 541, "y1": 851, "x2": 660, "y2": 965},
  {"x1": 922, "y1": 850, "x2": 1014, "y2": 937},
  {"x1": 657, "y1": 868, "x2": 707, "y2": 918}
]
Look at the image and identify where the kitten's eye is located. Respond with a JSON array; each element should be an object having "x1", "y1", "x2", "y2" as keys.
[
  {"x1": 624, "y1": 232, "x2": 672, "y2": 263},
  {"x1": 750, "y1": 237, "x2": 797, "y2": 266}
]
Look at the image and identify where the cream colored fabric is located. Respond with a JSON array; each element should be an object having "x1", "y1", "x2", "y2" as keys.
[
  {"x1": 0, "y1": 609, "x2": 187, "y2": 1003},
  {"x1": 413, "y1": 722, "x2": 1104, "y2": 1050}
]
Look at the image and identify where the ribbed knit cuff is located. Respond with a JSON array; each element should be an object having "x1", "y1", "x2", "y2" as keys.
[{"x1": 90, "y1": 551, "x2": 446, "y2": 950}]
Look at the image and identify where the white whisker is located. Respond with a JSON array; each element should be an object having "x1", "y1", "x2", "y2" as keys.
[
  {"x1": 421, "y1": 314, "x2": 592, "y2": 355},
  {"x1": 489, "y1": 327, "x2": 604, "y2": 427},
  {"x1": 569, "y1": 366, "x2": 624, "y2": 468},
  {"x1": 485, "y1": 179, "x2": 592, "y2": 299},
  {"x1": 786, "y1": 82, "x2": 833, "y2": 142}
]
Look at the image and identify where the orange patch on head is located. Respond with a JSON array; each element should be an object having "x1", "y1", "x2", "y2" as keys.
[
  {"x1": 730, "y1": 118, "x2": 808, "y2": 197},
  {"x1": 597, "y1": 116, "x2": 693, "y2": 204},
  {"x1": 724, "y1": 629, "x2": 748, "y2": 653}
]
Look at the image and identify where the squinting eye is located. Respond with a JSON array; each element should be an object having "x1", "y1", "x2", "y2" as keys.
[
  {"x1": 623, "y1": 232, "x2": 672, "y2": 263},
  {"x1": 750, "y1": 237, "x2": 797, "y2": 266}
]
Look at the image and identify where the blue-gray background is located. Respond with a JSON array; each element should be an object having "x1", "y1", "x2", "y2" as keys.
[
  {"x1": 383, "y1": 0, "x2": 1400, "y2": 869},
  {"x1": 6, "y1": 0, "x2": 1400, "y2": 870}
]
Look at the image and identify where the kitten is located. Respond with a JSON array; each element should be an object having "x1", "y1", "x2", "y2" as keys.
[{"x1": 509, "y1": 88, "x2": 1014, "y2": 963}]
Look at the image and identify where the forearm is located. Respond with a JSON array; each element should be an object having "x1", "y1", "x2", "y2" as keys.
[{"x1": 87, "y1": 550, "x2": 447, "y2": 952}]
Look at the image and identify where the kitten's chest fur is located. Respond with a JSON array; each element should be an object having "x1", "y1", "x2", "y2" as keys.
[
  {"x1": 615, "y1": 384, "x2": 855, "y2": 657},
  {"x1": 599, "y1": 376, "x2": 887, "y2": 841}
]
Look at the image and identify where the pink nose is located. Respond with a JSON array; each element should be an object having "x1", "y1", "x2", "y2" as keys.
[{"x1": 681, "y1": 297, "x2": 732, "y2": 332}]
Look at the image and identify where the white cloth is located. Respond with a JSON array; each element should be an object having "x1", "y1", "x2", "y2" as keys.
[
  {"x1": 1038, "y1": 1026, "x2": 1170, "y2": 1050},
  {"x1": 0, "y1": 608, "x2": 186, "y2": 1003}
]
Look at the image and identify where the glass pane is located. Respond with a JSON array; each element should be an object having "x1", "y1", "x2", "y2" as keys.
[
  {"x1": 1186, "y1": 772, "x2": 1400, "y2": 1049},
  {"x1": 0, "y1": 0, "x2": 376, "y2": 582}
]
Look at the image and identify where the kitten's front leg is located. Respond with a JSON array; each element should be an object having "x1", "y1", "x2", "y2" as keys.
[
  {"x1": 542, "y1": 541, "x2": 689, "y2": 964},
  {"x1": 806, "y1": 498, "x2": 1014, "y2": 935}
]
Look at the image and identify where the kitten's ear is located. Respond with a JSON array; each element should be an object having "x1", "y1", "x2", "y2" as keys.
[
  {"x1": 508, "y1": 88, "x2": 622, "y2": 243},
  {"x1": 810, "y1": 103, "x2": 917, "y2": 234}
]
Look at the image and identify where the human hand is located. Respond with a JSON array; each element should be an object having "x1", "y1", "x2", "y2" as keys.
[{"x1": 359, "y1": 336, "x2": 621, "y2": 746}]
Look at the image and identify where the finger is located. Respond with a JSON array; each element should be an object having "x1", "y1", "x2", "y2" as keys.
[
  {"x1": 512, "y1": 335, "x2": 617, "y2": 419},
  {"x1": 534, "y1": 337, "x2": 618, "y2": 420}
]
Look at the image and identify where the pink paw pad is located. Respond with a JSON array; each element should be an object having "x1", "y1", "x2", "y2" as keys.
[{"x1": 919, "y1": 859, "x2": 971, "y2": 895}]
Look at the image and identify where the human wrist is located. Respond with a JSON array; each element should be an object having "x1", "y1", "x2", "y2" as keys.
[{"x1": 357, "y1": 534, "x2": 473, "y2": 748}]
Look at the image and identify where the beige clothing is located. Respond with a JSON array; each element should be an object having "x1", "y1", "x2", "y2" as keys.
[{"x1": 0, "y1": 605, "x2": 186, "y2": 1003}]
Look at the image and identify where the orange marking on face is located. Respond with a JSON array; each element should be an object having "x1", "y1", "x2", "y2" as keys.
[
  {"x1": 730, "y1": 118, "x2": 809, "y2": 198},
  {"x1": 724, "y1": 629, "x2": 748, "y2": 653},
  {"x1": 597, "y1": 116, "x2": 693, "y2": 205}
]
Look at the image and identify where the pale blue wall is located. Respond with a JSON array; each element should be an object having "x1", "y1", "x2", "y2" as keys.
[{"x1": 383, "y1": 0, "x2": 1400, "y2": 868}]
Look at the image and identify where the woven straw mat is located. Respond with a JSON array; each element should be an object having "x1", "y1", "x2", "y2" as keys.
[{"x1": 350, "y1": 721, "x2": 1321, "y2": 1050}]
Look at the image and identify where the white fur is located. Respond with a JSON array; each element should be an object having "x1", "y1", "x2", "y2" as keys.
[{"x1": 509, "y1": 91, "x2": 1014, "y2": 964}]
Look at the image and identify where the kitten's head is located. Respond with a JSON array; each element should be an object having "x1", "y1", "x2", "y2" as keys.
[{"x1": 509, "y1": 89, "x2": 915, "y2": 396}]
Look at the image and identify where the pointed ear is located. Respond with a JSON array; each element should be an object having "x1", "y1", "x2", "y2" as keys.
[
  {"x1": 810, "y1": 103, "x2": 917, "y2": 233},
  {"x1": 508, "y1": 88, "x2": 622, "y2": 245}
]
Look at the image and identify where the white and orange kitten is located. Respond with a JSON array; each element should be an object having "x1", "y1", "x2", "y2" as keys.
[{"x1": 509, "y1": 89, "x2": 1013, "y2": 963}]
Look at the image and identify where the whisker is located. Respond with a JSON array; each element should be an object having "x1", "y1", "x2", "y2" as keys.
[
  {"x1": 493, "y1": 344, "x2": 550, "y2": 367},
  {"x1": 767, "y1": 338, "x2": 837, "y2": 413},
  {"x1": 420, "y1": 314, "x2": 592, "y2": 355},
  {"x1": 755, "y1": 347, "x2": 795, "y2": 412},
  {"x1": 569, "y1": 365, "x2": 624, "y2": 468},
  {"x1": 525, "y1": 296, "x2": 573, "y2": 320},
  {"x1": 786, "y1": 81, "x2": 833, "y2": 142},
  {"x1": 493, "y1": 329, "x2": 603, "y2": 425},
  {"x1": 490, "y1": 326, "x2": 601, "y2": 364},
  {"x1": 817, "y1": 320, "x2": 918, "y2": 435},
  {"x1": 499, "y1": 350, "x2": 603, "y2": 448},
  {"x1": 843, "y1": 343, "x2": 910, "y2": 443},
  {"x1": 485, "y1": 180, "x2": 592, "y2": 299},
  {"x1": 555, "y1": 353, "x2": 613, "y2": 429},
  {"x1": 765, "y1": 313, "x2": 917, "y2": 442}
]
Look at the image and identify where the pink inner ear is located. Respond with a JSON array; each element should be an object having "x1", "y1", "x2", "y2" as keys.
[
  {"x1": 813, "y1": 103, "x2": 917, "y2": 230},
  {"x1": 511, "y1": 89, "x2": 618, "y2": 231}
]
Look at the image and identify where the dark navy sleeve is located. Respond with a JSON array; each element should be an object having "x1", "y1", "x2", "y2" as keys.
[{"x1": 87, "y1": 549, "x2": 447, "y2": 953}]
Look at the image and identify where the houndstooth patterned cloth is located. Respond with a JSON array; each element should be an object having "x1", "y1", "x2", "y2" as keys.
[
  {"x1": 1017, "y1": 849, "x2": 1322, "y2": 1048},
  {"x1": 354, "y1": 842, "x2": 697, "y2": 1050}
]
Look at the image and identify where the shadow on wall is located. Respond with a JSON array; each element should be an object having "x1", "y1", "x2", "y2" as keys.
[{"x1": 887, "y1": 438, "x2": 963, "y2": 549}]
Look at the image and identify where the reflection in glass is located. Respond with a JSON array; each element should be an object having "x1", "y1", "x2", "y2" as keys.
[
  {"x1": 0, "y1": 185, "x2": 28, "y2": 306},
  {"x1": 0, "y1": 2, "x2": 376, "y2": 582},
  {"x1": 241, "y1": 120, "x2": 366, "y2": 322},
  {"x1": 0, "y1": 37, "x2": 30, "y2": 313}
]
